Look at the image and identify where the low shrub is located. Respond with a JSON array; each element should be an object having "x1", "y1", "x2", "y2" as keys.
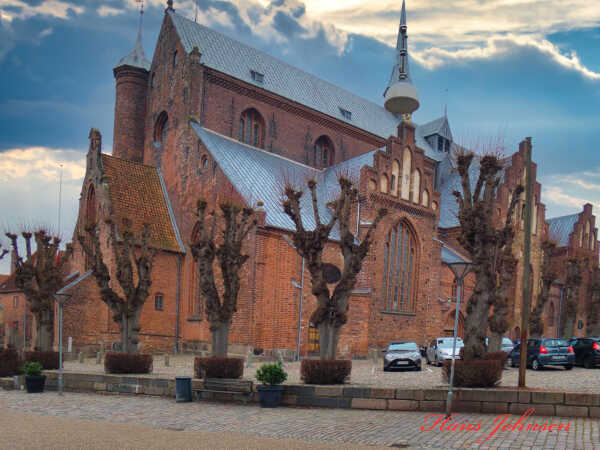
[
  {"x1": 482, "y1": 352, "x2": 508, "y2": 365},
  {"x1": 104, "y1": 352, "x2": 153, "y2": 374},
  {"x1": 25, "y1": 351, "x2": 59, "y2": 370},
  {"x1": 300, "y1": 359, "x2": 352, "y2": 385},
  {"x1": 21, "y1": 361, "x2": 43, "y2": 377},
  {"x1": 0, "y1": 348, "x2": 21, "y2": 377},
  {"x1": 442, "y1": 359, "x2": 502, "y2": 388},
  {"x1": 255, "y1": 362, "x2": 287, "y2": 385},
  {"x1": 194, "y1": 357, "x2": 243, "y2": 379}
]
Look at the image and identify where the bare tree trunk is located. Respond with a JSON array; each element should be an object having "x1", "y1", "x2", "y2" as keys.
[
  {"x1": 488, "y1": 331, "x2": 502, "y2": 353},
  {"x1": 35, "y1": 309, "x2": 53, "y2": 351},
  {"x1": 318, "y1": 322, "x2": 341, "y2": 360},
  {"x1": 462, "y1": 270, "x2": 490, "y2": 360},
  {"x1": 210, "y1": 322, "x2": 231, "y2": 357}
]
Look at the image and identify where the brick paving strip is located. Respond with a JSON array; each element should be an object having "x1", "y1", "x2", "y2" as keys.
[{"x1": 1, "y1": 391, "x2": 598, "y2": 449}]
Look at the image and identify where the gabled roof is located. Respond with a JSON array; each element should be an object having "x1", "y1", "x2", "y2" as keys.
[
  {"x1": 438, "y1": 240, "x2": 471, "y2": 265},
  {"x1": 168, "y1": 11, "x2": 445, "y2": 162},
  {"x1": 420, "y1": 116, "x2": 453, "y2": 141},
  {"x1": 192, "y1": 123, "x2": 379, "y2": 239},
  {"x1": 101, "y1": 155, "x2": 184, "y2": 253},
  {"x1": 0, "y1": 273, "x2": 18, "y2": 293},
  {"x1": 547, "y1": 213, "x2": 579, "y2": 247}
]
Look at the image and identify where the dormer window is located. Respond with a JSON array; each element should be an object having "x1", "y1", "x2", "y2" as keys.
[
  {"x1": 339, "y1": 108, "x2": 352, "y2": 120},
  {"x1": 437, "y1": 136, "x2": 444, "y2": 152},
  {"x1": 445, "y1": 139, "x2": 450, "y2": 152},
  {"x1": 251, "y1": 70, "x2": 264, "y2": 83}
]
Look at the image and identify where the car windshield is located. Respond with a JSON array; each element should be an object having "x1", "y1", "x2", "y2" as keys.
[
  {"x1": 543, "y1": 339, "x2": 569, "y2": 347},
  {"x1": 388, "y1": 343, "x2": 418, "y2": 351},
  {"x1": 438, "y1": 339, "x2": 463, "y2": 349},
  {"x1": 502, "y1": 338, "x2": 513, "y2": 345}
]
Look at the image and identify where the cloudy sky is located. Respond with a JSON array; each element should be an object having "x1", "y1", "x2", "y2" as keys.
[{"x1": 0, "y1": 0, "x2": 599, "y2": 272}]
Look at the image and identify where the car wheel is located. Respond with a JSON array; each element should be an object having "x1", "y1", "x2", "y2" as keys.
[
  {"x1": 383, "y1": 366, "x2": 389, "y2": 372},
  {"x1": 565, "y1": 365, "x2": 573, "y2": 371},
  {"x1": 584, "y1": 357, "x2": 593, "y2": 369},
  {"x1": 531, "y1": 359, "x2": 542, "y2": 371}
]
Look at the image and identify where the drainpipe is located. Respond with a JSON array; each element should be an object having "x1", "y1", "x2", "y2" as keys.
[
  {"x1": 174, "y1": 254, "x2": 182, "y2": 354},
  {"x1": 355, "y1": 193, "x2": 361, "y2": 237}
]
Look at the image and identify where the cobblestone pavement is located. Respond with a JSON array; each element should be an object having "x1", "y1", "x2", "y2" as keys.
[
  {"x1": 1, "y1": 390, "x2": 598, "y2": 449},
  {"x1": 65, "y1": 356, "x2": 599, "y2": 392}
]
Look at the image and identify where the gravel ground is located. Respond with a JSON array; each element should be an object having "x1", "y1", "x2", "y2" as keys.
[{"x1": 62, "y1": 355, "x2": 600, "y2": 392}]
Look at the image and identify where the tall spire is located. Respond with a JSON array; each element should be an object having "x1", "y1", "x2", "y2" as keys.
[
  {"x1": 166, "y1": 0, "x2": 174, "y2": 11},
  {"x1": 384, "y1": 0, "x2": 419, "y2": 117},
  {"x1": 114, "y1": 3, "x2": 151, "y2": 71}
]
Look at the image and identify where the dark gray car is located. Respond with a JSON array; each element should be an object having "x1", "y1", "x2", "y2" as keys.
[{"x1": 383, "y1": 341, "x2": 422, "y2": 371}]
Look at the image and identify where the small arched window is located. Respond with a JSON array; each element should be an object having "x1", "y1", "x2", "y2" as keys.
[
  {"x1": 238, "y1": 108, "x2": 264, "y2": 148},
  {"x1": 201, "y1": 155, "x2": 208, "y2": 169},
  {"x1": 380, "y1": 175, "x2": 389, "y2": 194},
  {"x1": 173, "y1": 50, "x2": 178, "y2": 68},
  {"x1": 381, "y1": 221, "x2": 418, "y2": 312},
  {"x1": 154, "y1": 111, "x2": 169, "y2": 146},
  {"x1": 585, "y1": 221, "x2": 591, "y2": 249},
  {"x1": 314, "y1": 136, "x2": 335, "y2": 168},
  {"x1": 451, "y1": 278, "x2": 458, "y2": 299},
  {"x1": 431, "y1": 201, "x2": 438, "y2": 211},
  {"x1": 422, "y1": 189, "x2": 429, "y2": 207}
]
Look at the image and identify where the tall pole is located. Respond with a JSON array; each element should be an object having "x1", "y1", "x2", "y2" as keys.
[
  {"x1": 296, "y1": 257, "x2": 305, "y2": 361},
  {"x1": 518, "y1": 138, "x2": 533, "y2": 388},
  {"x1": 23, "y1": 300, "x2": 26, "y2": 352},
  {"x1": 445, "y1": 277, "x2": 462, "y2": 417},
  {"x1": 58, "y1": 164, "x2": 63, "y2": 236}
]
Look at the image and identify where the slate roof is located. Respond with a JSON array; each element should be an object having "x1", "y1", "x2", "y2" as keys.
[
  {"x1": 440, "y1": 242, "x2": 471, "y2": 265},
  {"x1": 168, "y1": 11, "x2": 446, "y2": 162},
  {"x1": 419, "y1": 116, "x2": 453, "y2": 141},
  {"x1": 101, "y1": 155, "x2": 184, "y2": 253},
  {"x1": 192, "y1": 123, "x2": 379, "y2": 239},
  {"x1": 547, "y1": 213, "x2": 579, "y2": 247},
  {"x1": 115, "y1": 14, "x2": 151, "y2": 70}
]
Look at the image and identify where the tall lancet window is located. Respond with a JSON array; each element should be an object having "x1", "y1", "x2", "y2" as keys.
[
  {"x1": 381, "y1": 221, "x2": 417, "y2": 312},
  {"x1": 401, "y1": 148, "x2": 411, "y2": 200}
]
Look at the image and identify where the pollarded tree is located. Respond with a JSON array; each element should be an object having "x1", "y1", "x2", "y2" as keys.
[
  {"x1": 6, "y1": 230, "x2": 73, "y2": 351},
  {"x1": 190, "y1": 201, "x2": 257, "y2": 357},
  {"x1": 78, "y1": 219, "x2": 155, "y2": 354},
  {"x1": 282, "y1": 176, "x2": 387, "y2": 360},
  {"x1": 452, "y1": 152, "x2": 523, "y2": 359},
  {"x1": 560, "y1": 257, "x2": 583, "y2": 338},
  {"x1": 529, "y1": 240, "x2": 558, "y2": 338}
]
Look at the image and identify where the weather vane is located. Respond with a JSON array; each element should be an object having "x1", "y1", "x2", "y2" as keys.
[{"x1": 136, "y1": 0, "x2": 144, "y2": 14}]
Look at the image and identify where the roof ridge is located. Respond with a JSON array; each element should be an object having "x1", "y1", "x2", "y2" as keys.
[
  {"x1": 102, "y1": 153, "x2": 160, "y2": 171},
  {"x1": 194, "y1": 124, "x2": 321, "y2": 172},
  {"x1": 170, "y1": 11, "x2": 399, "y2": 122}
]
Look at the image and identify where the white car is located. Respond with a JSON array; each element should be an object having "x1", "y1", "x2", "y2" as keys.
[{"x1": 426, "y1": 337, "x2": 464, "y2": 366}]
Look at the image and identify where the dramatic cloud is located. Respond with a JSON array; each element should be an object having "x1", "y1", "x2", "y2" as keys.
[
  {"x1": 0, "y1": 0, "x2": 84, "y2": 21},
  {"x1": 0, "y1": 147, "x2": 85, "y2": 273},
  {"x1": 541, "y1": 170, "x2": 600, "y2": 218}
]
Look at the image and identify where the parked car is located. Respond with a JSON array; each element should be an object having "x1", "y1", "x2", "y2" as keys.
[
  {"x1": 383, "y1": 341, "x2": 422, "y2": 371},
  {"x1": 426, "y1": 337, "x2": 463, "y2": 366},
  {"x1": 509, "y1": 338, "x2": 575, "y2": 370},
  {"x1": 570, "y1": 337, "x2": 600, "y2": 368},
  {"x1": 485, "y1": 337, "x2": 514, "y2": 354}
]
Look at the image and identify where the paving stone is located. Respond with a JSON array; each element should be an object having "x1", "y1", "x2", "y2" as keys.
[
  {"x1": 388, "y1": 400, "x2": 418, "y2": 411},
  {"x1": 510, "y1": 403, "x2": 555, "y2": 416},
  {"x1": 532, "y1": 392, "x2": 564, "y2": 404},
  {"x1": 555, "y1": 405, "x2": 589, "y2": 418},
  {"x1": 350, "y1": 398, "x2": 387, "y2": 410}
]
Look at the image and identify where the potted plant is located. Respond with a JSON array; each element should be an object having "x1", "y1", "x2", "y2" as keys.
[
  {"x1": 255, "y1": 361, "x2": 287, "y2": 408},
  {"x1": 21, "y1": 362, "x2": 45, "y2": 393}
]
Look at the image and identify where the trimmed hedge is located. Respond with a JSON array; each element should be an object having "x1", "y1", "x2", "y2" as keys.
[
  {"x1": 25, "y1": 351, "x2": 59, "y2": 370},
  {"x1": 0, "y1": 348, "x2": 21, "y2": 377},
  {"x1": 300, "y1": 359, "x2": 352, "y2": 385},
  {"x1": 104, "y1": 352, "x2": 153, "y2": 374},
  {"x1": 194, "y1": 357, "x2": 244, "y2": 379},
  {"x1": 482, "y1": 352, "x2": 509, "y2": 365},
  {"x1": 442, "y1": 359, "x2": 502, "y2": 388}
]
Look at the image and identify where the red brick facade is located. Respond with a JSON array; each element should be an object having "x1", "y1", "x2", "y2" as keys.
[{"x1": 10, "y1": 10, "x2": 597, "y2": 357}]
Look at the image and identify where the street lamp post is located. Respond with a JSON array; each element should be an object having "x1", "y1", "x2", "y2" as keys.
[
  {"x1": 54, "y1": 293, "x2": 71, "y2": 396},
  {"x1": 445, "y1": 260, "x2": 473, "y2": 418}
]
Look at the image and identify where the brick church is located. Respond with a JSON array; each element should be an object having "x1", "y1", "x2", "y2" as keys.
[{"x1": 12, "y1": 1, "x2": 595, "y2": 356}]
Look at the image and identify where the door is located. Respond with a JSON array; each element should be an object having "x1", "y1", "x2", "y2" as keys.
[{"x1": 308, "y1": 325, "x2": 320, "y2": 354}]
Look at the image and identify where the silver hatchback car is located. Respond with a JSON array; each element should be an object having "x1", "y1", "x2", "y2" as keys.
[
  {"x1": 383, "y1": 341, "x2": 422, "y2": 371},
  {"x1": 426, "y1": 337, "x2": 463, "y2": 366}
]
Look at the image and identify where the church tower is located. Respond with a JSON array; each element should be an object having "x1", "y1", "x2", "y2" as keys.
[
  {"x1": 384, "y1": 0, "x2": 419, "y2": 118},
  {"x1": 112, "y1": 7, "x2": 151, "y2": 162}
]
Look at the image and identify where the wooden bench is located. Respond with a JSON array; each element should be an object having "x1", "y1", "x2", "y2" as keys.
[{"x1": 194, "y1": 378, "x2": 254, "y2": 404}]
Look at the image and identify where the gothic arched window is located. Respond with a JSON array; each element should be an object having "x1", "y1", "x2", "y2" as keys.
[
  {"x1": 190, "y1": 222, "x2": 204, "y2": 317},
  {"x1": 391, "y1": 160, "x2": 400, "y2": 196},
  {"x1": 86, "y1": 185, "x2": 96, "y2": 226},
  {"x1": 238, "y1": 108, "x2": 265, "y2": 148},
  {"x1": 381, "y1": 221, "x2": 418, "y2": 312},
  {"x1": 411, "y1": 169, "x2": 420, "y2": 203},
  {"x1": 314, "y1": 136, "x2": 335, "y2": 169},
  {"x1": 154, "y1": 111, "x2": 169, "y2": 146},
  {"x1": 401, "y1": 148, "x2": 411, "y2": 200},
  {"x1": 422, "y1": 189, "x2": 429, "y2": 207}
]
